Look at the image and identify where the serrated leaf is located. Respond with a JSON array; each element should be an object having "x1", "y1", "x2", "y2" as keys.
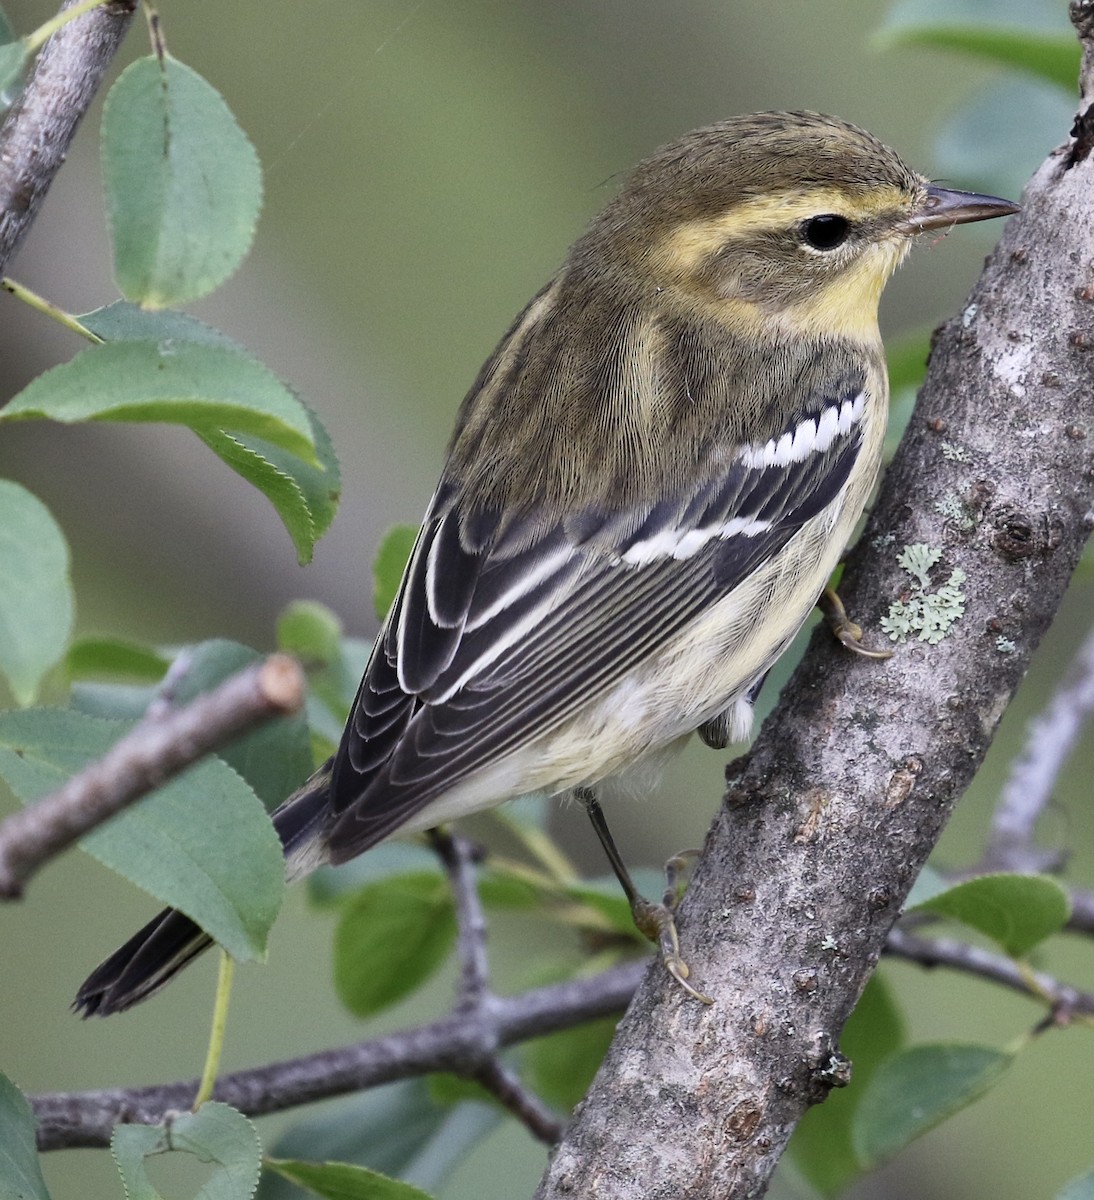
[
  {"x1": 525, "y1": 1015, "x2": 617, "y2": 1111},
  {"x1": 334, "y1": 872, "x2": 456, "y2": 1016},
  {"x1": 911, "y1": 872, "x2": 1070, "y2": 957},
  {"x1": 0, "y1": 1073, "x2": 50, "y2": 1200},
  {"x1": 0, "y1": 481, "x2": 74, "y2": 704},
  {"x1": 1, "y1": 339, "x2": 317, "y2": 463},
  {"x1": 789, "y1": 973, "x2": 906, "y2": 1196},
  {"x1": 373, "y1": 525, "x2": 419, "y2": 622},
  {"x1": 266, "y1": 1160, "x2": 434, "y2": 1200},
  {"x1": 259, "y1": 1080, "x2": 498, "y2": 1200},
  {"x1": 74, "y1": 303, "x2": 338, "y2": 561},
  {"x1": 876, "y1": 0, "x2": 1078, "y2": 89},
  {"x1": 1058, "y1": 1170, "x2": 1094, "y2": 1200},
  {"x1": 78, "y1": 300, "x2": 239, "y2": 346},
  {"x1": 101, "y1": 56, "x2": 262, "y2": 307},
  {"x1": 851, "y1": 1042, "x2": 1011, "y2": 1168},
  {"x1": 0, "y1": 707, "x2": 283, "y2": 960},
  {"x1": 198, "y1": 402, "x2": 340, "y2": 565},
  {"x1": 65, "y1": 636, "x2": 170, "y2": 683},
  {"x1": 113, "y1": 1103, "x2": 262, "y2": 1200}
]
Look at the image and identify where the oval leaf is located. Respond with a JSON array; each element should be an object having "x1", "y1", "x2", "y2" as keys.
[
  {"x1": 0, "y1": 1073, "x2": 50, "y2": 1200},
  {"x1": 113, "y1": 1103, "x2": 261, "y2": 1200},
  {"x1": 266, "y1": 1159, "x2": 434, "y2": 1200},
  {"x1": 852, "y1": 1042, "x2": 1012, "y2": 1168},
  {"x1": 0, "y1": 707, "x2": 284, "y2": 961},
  {"x1": 0, "y1": 481, "x2": 74, "y2": 705},
  {"x1": 1, "y1": 339, "x2": 318, "y2": 463},
  {"x1": 911, "y1": 872, "x2": 1070, "y2": 957},
  {"x1": 101, "y1": 55, "x2": 262, "y2": 307},
  {"x1": 334, "y1": 872, "x2": 456, "y2": 1016}
]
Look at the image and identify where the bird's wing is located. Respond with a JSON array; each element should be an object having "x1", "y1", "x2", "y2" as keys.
[{"x1": 327, "y1": 379, "x2": 869, "y2": 859}]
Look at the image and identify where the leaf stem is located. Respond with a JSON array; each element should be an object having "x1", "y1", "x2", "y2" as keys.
[
  {"x1": 0, "y1": 277, "x2": 101, "y2": 342},
  {"x1": 193, "y1": 950, "x2": 235, "y2": 1110}
]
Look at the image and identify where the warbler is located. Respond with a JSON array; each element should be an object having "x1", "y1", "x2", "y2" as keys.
[{"x1": 75, "y1": 111, "x2": 1017, "y2": 1015}]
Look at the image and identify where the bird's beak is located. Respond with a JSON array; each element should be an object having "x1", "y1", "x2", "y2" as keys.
[{"x1": 902, "y1": 184, "x2": 1021, "y2": 233}]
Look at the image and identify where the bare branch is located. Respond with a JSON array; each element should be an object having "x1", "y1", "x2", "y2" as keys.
[
  {"x1": 0, "y1": 654, "x2": 306, "y2": 897},
  {"x1": 470, "y1": 1060, "x2": 565, "y2": 1146},
  {"x1": 983, "y1": 621, "x2": 1094, "y2": 873},
  {"x1": 0, "y1": 0, "x2": 137, "y2": 275},
  {"x1": 885, "y1": 928, "x2": 1094, "y2": 1019},
  {"x1": 30, "y1": 960, "x2": 643, "y2": 1150}
]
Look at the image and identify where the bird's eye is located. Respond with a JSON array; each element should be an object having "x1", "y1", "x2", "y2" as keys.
[{"x1": 802, "y1": 214, "x2": 851, "y2": 251}]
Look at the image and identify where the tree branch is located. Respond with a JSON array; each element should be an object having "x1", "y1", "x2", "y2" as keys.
[
  {"x1": 0, "y1": 0, "x2": 137, "y2": 276},
  {"x1": 30, "y1": 961, "x2": 643, "y2": 1150},
  {"x1": 534, "y1": 29, "x2": 1094, "y2": 1200},
  {"x1": 0, "y1": 654, "x2": 306, "y2": 897}
]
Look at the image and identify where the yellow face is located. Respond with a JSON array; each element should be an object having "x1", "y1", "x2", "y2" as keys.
[{"x1": 647, "y1": 183, "x2": 921, "y2": 345}]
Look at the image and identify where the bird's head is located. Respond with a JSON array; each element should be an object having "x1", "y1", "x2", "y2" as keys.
[{"x1": 578, "y1": 111, "x2": 1019, "y2": 344}]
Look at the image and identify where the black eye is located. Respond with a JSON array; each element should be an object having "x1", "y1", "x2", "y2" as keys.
[{"x1": 802, "y1": 214, "x2": 851, "y2": 251}]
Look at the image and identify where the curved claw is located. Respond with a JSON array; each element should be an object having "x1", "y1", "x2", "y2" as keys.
[{"x1": 820, "y1": 586, "x2": 893, "y2": 661}]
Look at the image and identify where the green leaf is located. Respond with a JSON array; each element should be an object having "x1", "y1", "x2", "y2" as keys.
[
  {"x1": 112, "y1": 1103, "x2": 262, "y2": 1200},
  {"x1": 259, "y1": 1080, "x2": 498, "y2": 1200},
  {"x1": 198, "y1": 405, "x2": 340, "y2": 565},
  {"x1": 876, "y1": 0, "x2": 1078, "y2": 89},
  {"x1": 0, "y1": 7, "x2": 15, "y2": 43},
  {"x1": 65, "y1": 636, "x2": 170, "y2": 683},
  {"x1": 904, "y1": 862, "x2": 950, "y2": 909},
  {"x1": 0, "y1": 481, "x2": 74, "y2": 704},
  {"x1": 1, "y1": 339, "x2": 318, "y2": 464},
  {"x1": 266, "y1": 1160, "x2": 434, "y2": 1200},
  {"x1": 0, "y1": 1073, "x2": 50, "y2": 1200},
  {"x1": 101, "y1": 55, "x2": 262, "y2": 307},
  {"x1": 277, "y1": 601, "x2": 343, "y2": 668},
  {"x1": 78, "y1": 300, "x2": 238, "y2": 346},
  {"x1": 852, "y1": 1042, "x2": 1012, "y2": 1168},
  {"x1": 789, "y1": 973, "x2": 906, "y2": 1196},
  {"x1": 1058, "y1": 1170, "x2": 1094, "y2": 1200},
  {"x1": 526, "y1": 1016, "x2": 617, "y2": 1111},
  {"x1": 373, "y1": 525, "x2": 419, "y2": 622},
  {"x1": 0, "y1": 707, "x2": 284, "y2": 961},
  {"x1": 911, "y1": 872, "x2": 1070, "y2": 957},
  {"x1": 334, "y1": 872, "x2": 456, "y2": 1016},
  {"x1": 74, "y1": 304, "x2": 339, "y2": 561}
]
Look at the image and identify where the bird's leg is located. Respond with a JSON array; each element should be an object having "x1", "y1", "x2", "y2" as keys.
[
  {"x1": 819, "y1": 584, "x2": 893, "y2": 660},
  {"x1": 577, "y1": 786, "x2": 712, "y2": 1004}
]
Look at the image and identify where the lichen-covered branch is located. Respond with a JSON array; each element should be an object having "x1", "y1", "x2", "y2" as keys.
[{"x1": 534, "y1": 28, "x2": 1094, "y2": 1200}]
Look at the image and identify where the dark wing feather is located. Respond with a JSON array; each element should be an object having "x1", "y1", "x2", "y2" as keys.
[{"x1": 327, "y1": 379, "x2": 869, "y2": 860}]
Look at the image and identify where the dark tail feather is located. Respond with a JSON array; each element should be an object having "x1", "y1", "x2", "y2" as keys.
[{"x1": 73, "y1": 762, "x2": 333, "y2": 1017}]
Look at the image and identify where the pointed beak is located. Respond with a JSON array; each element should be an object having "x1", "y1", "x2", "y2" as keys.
[{"x1": 902, "y1": 185, "x2": 1020, "y2": 234}]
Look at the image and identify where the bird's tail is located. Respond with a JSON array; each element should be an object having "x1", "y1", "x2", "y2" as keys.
[{"x1": 73, "y1": 763, "x2": 333, "y2": 1017}]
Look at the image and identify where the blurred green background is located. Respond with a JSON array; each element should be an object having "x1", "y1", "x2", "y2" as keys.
[{"x1": 0, "y1": 1, "x2": 1091, "y2": 1197}]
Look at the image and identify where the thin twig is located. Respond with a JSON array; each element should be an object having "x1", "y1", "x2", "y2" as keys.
[
  {"x1": 885, "y1": 928, "x2": 1094, "y2": 1018},
  {"x1": 982, "y1": 622, "x2": 1094, "y2": 874},
  {"x1": 471, "y1": 1059, "x2": 565, "y2": 1145},
  {"x1": 429, "y1": 828, "x2": 564, "y2": 1142},
  {"x1": 30, "y1": 960, "x2": 644, "y2": 1150},
  {"x1": 0, "y1": 654, "x2": 306, "y2": 897}
]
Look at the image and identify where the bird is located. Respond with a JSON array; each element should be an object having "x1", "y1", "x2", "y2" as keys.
[{"x1": 75, "y1": 111, "x2": 1018, "y2": 1016}]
